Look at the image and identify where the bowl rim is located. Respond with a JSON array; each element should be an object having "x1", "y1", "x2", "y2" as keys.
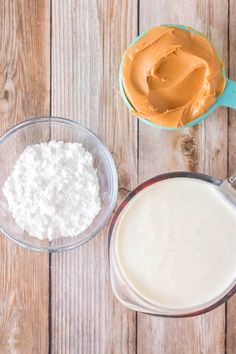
[
  {"x1": 0, "y1": 116, "x2": 118, "y2": 252},
  {"x1": 108, "y1": 171, "x2": 236, "y2": 317}
]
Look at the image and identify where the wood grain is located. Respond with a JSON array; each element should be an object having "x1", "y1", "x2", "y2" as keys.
[
  {"x1": 1, "y1": 1, "x2": 235, "y2": 353},
  {"x1": 226, "y1": 0, "x2": 236, "y2": 353},
  {"x1": 51, "y1": 1, "x2": 137, "y2": 353},
  {"x1": 137, "y1": 0, "x2": 228, "y2": 353},
  {"x1": 0, "y1": 1, "x2": 50, "y2": 354}
]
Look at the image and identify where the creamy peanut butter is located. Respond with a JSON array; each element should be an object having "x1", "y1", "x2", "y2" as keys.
[{"x1": 122, "y1": 26, "x2": 226, "y2": 127}]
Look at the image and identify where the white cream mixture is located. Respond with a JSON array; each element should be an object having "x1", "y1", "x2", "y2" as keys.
[{"x1": 114, "y1": 178, "x2": 236, "y2": 309}]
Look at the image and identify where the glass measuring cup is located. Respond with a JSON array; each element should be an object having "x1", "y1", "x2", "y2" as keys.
[
  {"x1": 108, "y1": 171, "x2": 236, "y2": 317},
  {"x1": 119, "y1": 24, "x2": 236, "y2": 130}
]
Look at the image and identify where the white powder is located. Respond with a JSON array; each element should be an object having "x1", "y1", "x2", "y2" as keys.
[{"x1": 3, "y1": 141, "x2": 101, "y2": 240}]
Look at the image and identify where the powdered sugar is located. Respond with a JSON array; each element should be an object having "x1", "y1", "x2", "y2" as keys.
[{"x1": 3, "y1": 141, "x2": 101, "y2": 240}]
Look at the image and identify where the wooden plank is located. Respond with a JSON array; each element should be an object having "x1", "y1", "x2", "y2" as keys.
[
  {"x1": 51, "y1": 1, "x2": 137, "y2": 353},
  {"x1": 226, "y1": 0, "x2": 236, "y2": 352},
  {"x1": 0, "y1": 1, "x2": 50, "y2": 353},
  {"x1": 137, "y1": 0, "x2": 228, "y2": 353}
]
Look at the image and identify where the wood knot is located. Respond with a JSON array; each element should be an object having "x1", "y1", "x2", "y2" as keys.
[
  {"x1": 211, "y1": 148, "x2": 220, "y2": 161},
  {"x1": 118, "y1": 187, "x2": 131, "y2": 200},
  {"x1": 0, "y1": 78, "x2": 14, "y2": 114},
  {"x1": 118, "y1": 168, "x2": 130, "y2": 189},
  {"x1": 4, "y1": 90, "x2": 9, "y2": 100},
  {"x1": 178, "y1": 134, "x2": 199, "y2": 172}
]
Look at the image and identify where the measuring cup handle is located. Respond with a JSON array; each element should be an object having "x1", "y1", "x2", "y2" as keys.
[{"x1": 218, "y1": 79, "x2": 236, "y2": 109}]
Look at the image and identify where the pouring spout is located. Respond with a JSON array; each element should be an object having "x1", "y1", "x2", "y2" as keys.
[
  {"x1": 219, "y1": 173, "x2": 236, "y2": 208},
  {"x1": 228, "y1": 173, "x2": 236, "y2": 186}
]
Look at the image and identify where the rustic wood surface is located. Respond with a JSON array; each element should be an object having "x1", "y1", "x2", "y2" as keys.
[
  {"x1": 0, "y1": 0, "x2": 235, "y2": 353},
  {"x1": 0, "y1": 1, "x2": 50, "y2": 353}
]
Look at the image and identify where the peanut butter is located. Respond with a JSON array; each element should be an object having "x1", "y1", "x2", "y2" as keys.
[{"x1": 122, "y1": 26, "x2": 226, "y2": 127}]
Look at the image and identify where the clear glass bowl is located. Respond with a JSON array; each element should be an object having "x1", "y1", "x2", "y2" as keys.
[
  {"x1": 0, "y1": 117, "x2": 118, "y2": 252},
  {"x1": 109, "y1": 172, "x2": 236, "y2": 317}
]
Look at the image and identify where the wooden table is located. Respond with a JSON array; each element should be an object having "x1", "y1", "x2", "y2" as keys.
[{"x1": 0, "y1": 0, "x2": 236, "y2": 353}]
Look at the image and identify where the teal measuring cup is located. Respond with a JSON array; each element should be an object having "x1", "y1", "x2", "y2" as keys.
[{"x1": 119, "y1": 24, "x2": 236, "y2": 131}]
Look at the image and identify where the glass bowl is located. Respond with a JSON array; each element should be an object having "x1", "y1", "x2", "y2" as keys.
[
  {"x1": 108, "y1": 172, "x2": 236, "y2": 317},
  {"x1": 0, "y1": 117, "x2": 118, "y2": 252}
]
